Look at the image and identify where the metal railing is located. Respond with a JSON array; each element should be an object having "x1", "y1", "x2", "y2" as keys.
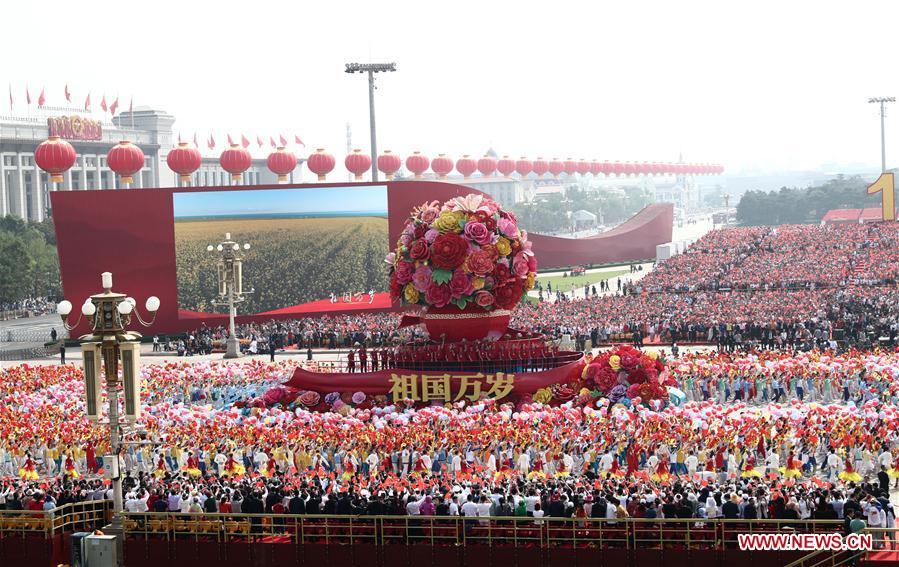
[
  {"x1": 783, "y1": 527, "x2": 899, "y2": 567},
  {"x1": 120, "y1": 512, "x2": 842, "y2": 549},
  {"x1": 0, "y1": 500, "x2": 110, "y2": 537}
]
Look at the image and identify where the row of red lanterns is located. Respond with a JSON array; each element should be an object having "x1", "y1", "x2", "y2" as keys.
[
  {"x1": 34, "y1": 136, "x2": 724, "y2": 187},
  {"x1": 305, "y1": 149, "x2": 724, "y2": 181}
]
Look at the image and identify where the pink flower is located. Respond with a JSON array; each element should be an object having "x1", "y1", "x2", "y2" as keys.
[
  {"x1": 425, "y1": 283, "x2": 452, "y2": 307},
  {"x1": 424, "y1": 229, "x2": 440, "y2": 243},
  {"x1": 395, "y1": 261, "x2": 414, "y2": 284},
  {"x1": 351, "y1": 391, "x2": 366, "y2": 404},
  {"x1": 420, "y1": 206, "x2": 440, "y2": 223},
  {"x1": 474, "y1": 290, "x2": 495, "y2": 307},
  {"x1": 399, "y1": 233, "x2": 413, "y2": 247},
  {"x1": 449, "y1": 270, "x2": 475, "y2": 299},
  {"x1": 384, "y1": 252, "x2": 396, "y2": 265},
  {"x1": 412, "y1": 266, "x2": 433, "y2": 292},
  {"x1": 512, "y1": 254, "x2": 530, "y2": 278},
  {"x1": 463, "y1": 221, "x2": 491, "y2": 245},
  {"x1": 498, "y1": 217, "x2": 518, "y2": 238}
]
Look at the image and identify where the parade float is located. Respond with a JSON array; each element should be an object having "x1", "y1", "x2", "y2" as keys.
[{"x1": 269, "y1": 194, "x2": 582, "y2": 410}]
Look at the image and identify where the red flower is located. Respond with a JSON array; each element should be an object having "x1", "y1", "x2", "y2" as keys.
[
  {"x1": 431, "y1": 233, "x2": 468, "y2": 269},
  {"x1": 414, "y1": 224, "x2": 428, "y2": 239},
  {"x1": 409, "y1": 239, "x2": 430, "y2": 261},
  {"x1": 493, "y1": 280, "x2": 523, "y2": 309},
  {"x1": 389, "y1": 272, "x2": 403, "y2": 298},
  {"x1": 425, "y1": 283, "x2": 452, "y2": 307},
  {"x1": 492, "y1": 263, "x2": 512, "y2": 284}
]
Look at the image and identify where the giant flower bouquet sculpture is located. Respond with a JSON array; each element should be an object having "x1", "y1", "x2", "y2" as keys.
[
  {"x1": 581, "y1": 345, "x2": 676, "y2": 410},
  {"x1": 387, "y1": 193, "x2": 537, "y2": 341}
]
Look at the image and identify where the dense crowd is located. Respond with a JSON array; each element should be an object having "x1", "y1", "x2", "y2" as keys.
[{"x1": 2, "y1": 351, "x2": 899, "y2": 529}]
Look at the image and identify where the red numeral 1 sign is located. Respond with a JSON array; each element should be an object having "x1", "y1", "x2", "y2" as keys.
[{"x1": 867, "y1": 172, "x2": 896, "y2": 221}]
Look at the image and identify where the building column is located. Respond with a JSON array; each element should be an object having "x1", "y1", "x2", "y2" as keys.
[
  {"x1": 16, "y1": 153, "x2": 27, "y2": 219},
  {"x1": 96, "y1": 158, "x2": 103, "y2": 190},
  {"x1": 65, "y1": 168, "x2": 73, "y2": 191},
  {"x1": 79, "y1": 156, "x2": 87, "y2": 191},
  {"x1": 33, "y1": 162, "x2": 44, "y2": 223},
  {"x1": 0, "y1": 154, "x2": 6, "y2": 217}
]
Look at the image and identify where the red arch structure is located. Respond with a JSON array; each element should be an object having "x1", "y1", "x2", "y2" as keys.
[{"x1": 527, "y1": 203, "x2": 673, "y2": 269}]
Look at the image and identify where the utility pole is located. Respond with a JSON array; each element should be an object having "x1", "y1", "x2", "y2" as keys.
[
  {"x1": 345, "y1": 62, "x2": 397, "y2": 182},
  {"x1": 869, "y1": 97, "x2": 895, "y2": 172}
]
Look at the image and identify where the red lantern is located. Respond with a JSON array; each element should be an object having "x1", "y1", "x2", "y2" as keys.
[
  {"x1": 405, "y1": 151, "x2": 430, "y2": 178},
  {"x1": 107, "y1": 141, "x2": 145, "y2": 185},
  {"x1": 641, "y1": 162, "x2": 651, "y2": 176},
  {"x1": 589, "y1": 159, "x2": 603, "y2": 177},
  {"x1": 477, "y1": 155, "x2": 497, "y2": 177},
  {"x1": 307, "y1": 148, "x2": 336, "y2": 181},
  {"x1": 34, "y1": 135, "x2": 76, "y2": 183},
  {"x1": 601, "y1": 161, "x2": 613, "y2": 176},
  {"x1": 268, "y1": 147, "x2": 298, "y2": 182},
  {"x1": 548, "y1": 158, "x2": 564, "y2": 178},
  {"x1": 431, "y1": 154, "x2": 454, "y2": 179},
  {"x1": 496, "y1": 155, "x2": 516, "y2": 177},
  {"x1": 577, "y1": 159, "x2": 591, "y2": 176},
  {"x1": 456, "y1": 155, "x2": 477, "y2": 178},
  {"x1": 624, "y1": 161, "x2": 637, "y2": 176},
  {"x1": 220, "y1": 144, "x2": 252, "y2": 182},
  {"x1": 166, "y1": 142, "x2": 202, "y2": 184},
  {"x1": 716, "y1": 164, "x2": 725, "y2": 175},
  {"x1": 562, "y1": 158, "x2": 577, "y2": 176},
  {"x1": 651, "y1": 162, "x2": 663, "y2": 176},
  {"x1": 377, "y1": 150, "x2": 401, "y2": 180},
  {"x1": 532, "y1": 157, "x2": 548, "y2": 178},
  {"x1": 344, "y1": 149, "x2": 371, "y2": 181},
  {"x1": 611, "y1": 161, "x2": 624, "y2": 176},
  {"x1": 515, "y1": 157, "x2": 533, "y2": 178}
]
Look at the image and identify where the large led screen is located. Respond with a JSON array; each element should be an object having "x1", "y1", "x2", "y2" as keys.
[{"x1": 173, "y1": 186, "x2": 389, "y2": 315}]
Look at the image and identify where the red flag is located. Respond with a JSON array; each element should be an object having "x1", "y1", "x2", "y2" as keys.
[
  {"x1": 270, "y1": 136, "x2": 276, "y2": 148},
  {"x1": 240, "y1": 134, "x2": 250, "y2": 149},
  {"x1": 294, "y1": 134, "x2": 304, "y2": 146},
  {"x1": 65, "y1": 84, "x2": 71, "y2": 103},
  {"x1": 110, "y1": 96, "x2": 119, "y2": 115},
  {"x1": 227, "y1": 134, "x2": 235, "y2": 146},
  {"x1": 280, "y1": 134, "x2": 288, "y2": 147},
  {"x1": 100, "y1": 95, "x2": 107, "y2": 112},
  {"x1": 84, "y1": 92, "x2": 91, "y2": 111},
  {"x1": 207, "y1": 134, "x2": 216, "y2": 150},
  {"x1": 26, "y1": 86, "x2": 31, "y2": 105},
  {"x1": 37, "y1": 88, "x2": 45, "y2": 107},
  {"x1": 256, "y1": 135, "x2": 263, "y2": 148}
]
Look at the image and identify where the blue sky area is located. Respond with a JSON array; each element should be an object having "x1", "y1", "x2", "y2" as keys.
[{"x1": 173, "y1": 186, "x2": 388, "y2": 218}]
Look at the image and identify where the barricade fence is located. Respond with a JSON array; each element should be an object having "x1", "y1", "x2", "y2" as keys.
[
  {"x1": 0, "y1": 500, "x2": 110, "y2": 537},
  {"x1": 119, "y1": 512, "x2": 843, "y2": 549}
]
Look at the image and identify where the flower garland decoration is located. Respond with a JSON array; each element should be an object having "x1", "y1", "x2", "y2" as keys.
[
  {"x1": 581, "y1": 345, "x2": 676, "y2": 409},
  {"x1": 386, "y1": 194, "x2": 537, "y2": 310}
]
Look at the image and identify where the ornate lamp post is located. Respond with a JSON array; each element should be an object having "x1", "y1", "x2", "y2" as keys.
[
  {"x1": 56, "y1": 272, "x2": 159, "y2": 536},
  {"x1": 207, "y1": 233, "x2": 252, "y2": 358}
]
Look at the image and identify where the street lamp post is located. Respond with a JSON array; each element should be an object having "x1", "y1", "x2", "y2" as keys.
[
  {"x1": 869, "y1": 97, "x2": 895, "y2": 172},
  {"x1": 56, "y1": 272, "x2": 159, "y2": 541},
  {"x1": 208, "y1": 233, "x2": 252, "y2": 359},
  {"x1": 345, "y1": 62, "x2": 397, "y2": 183}
]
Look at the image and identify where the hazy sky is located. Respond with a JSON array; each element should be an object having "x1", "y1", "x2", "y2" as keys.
[
  {"x1": 5, "y1": 0, "x2": 899, "y2": 174},
  {"x1": 174, "y1": 186, "x2": 388, "y2": 216}
]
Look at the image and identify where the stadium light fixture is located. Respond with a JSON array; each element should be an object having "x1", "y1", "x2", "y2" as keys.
[
  {"x1": 345, "y1": 62, "x2": 397, "y2": 182},
  {"x1": 869, "y1": 97, "x2": 895, "y2": 172}
]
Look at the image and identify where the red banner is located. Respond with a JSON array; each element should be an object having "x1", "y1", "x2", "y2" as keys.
[{"x1": 283, "y1": 354, "x2": 585, "y2": 401}]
